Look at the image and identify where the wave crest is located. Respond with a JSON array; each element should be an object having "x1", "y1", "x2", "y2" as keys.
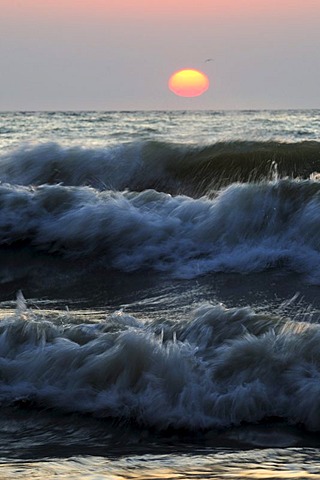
[
  {"x1": 0, "y1": 179, "x2": 320, "y2": 281},
  {"x1": 1, "y1": 297, "x2": 320, "y2": 431},
  {"x1": 1, "y1": 140, "x2": 320, "y2": 195}
]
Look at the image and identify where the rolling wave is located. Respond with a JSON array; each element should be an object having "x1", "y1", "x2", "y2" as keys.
[
  {"x1": 1, "y1": 293, "x2": 320, "y2": 432},
  {"x1": 0, "y1": 140, "x2": 320, "y2": 195},
  {"x1": 1, "y1": 179, "x2": 320, "y2": 282}
]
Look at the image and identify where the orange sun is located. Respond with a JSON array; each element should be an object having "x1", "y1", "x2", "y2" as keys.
[{"x1": 168, "y1": 69, "x2": 209, "y2": 97}]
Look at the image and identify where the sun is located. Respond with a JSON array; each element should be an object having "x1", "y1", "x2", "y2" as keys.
[{"x1": 168, "y1": 69, "x2": 209, "y2": 97}]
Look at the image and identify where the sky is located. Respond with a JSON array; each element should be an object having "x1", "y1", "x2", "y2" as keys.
[{"x1": 1, "y1": 0, "x2": 320, "y2": 110}]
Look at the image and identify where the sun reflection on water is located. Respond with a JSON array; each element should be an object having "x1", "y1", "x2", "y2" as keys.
[{"x1": 1, "y1": 450, "x2": 320, "y2": 480}]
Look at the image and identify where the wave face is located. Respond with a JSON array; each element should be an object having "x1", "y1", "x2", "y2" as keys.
[
  {"x1": 1, "y1": 294, "x2": 320, "y2": 432},
  {"x1": 1, "y1": 179, "x2": 320, "y2": 281},
  {"x1": 0, "y1": 140, "x2": 320, "y2": 195}
]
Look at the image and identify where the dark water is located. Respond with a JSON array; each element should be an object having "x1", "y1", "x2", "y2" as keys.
[{"x1": 1, "y1": 110, "x2": 320, "y2": 478}]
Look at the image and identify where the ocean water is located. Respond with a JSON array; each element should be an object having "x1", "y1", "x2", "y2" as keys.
[{"x1": 1, "y1": 110, "x2": 320, "y2": 478}]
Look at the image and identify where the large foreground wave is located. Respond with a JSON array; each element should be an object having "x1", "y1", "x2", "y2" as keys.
[{"x1": 1, "y1": 294, "x2": 320, "y2": 432}]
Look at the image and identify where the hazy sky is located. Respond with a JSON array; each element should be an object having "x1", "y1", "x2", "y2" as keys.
[{"x1": 1, "y1": 0, "x2": 320, "y2": 110}]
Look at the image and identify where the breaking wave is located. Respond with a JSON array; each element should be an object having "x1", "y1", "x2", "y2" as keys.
[
  {"x1": 1, "y1": 179, "x2": 320, "y2": 281},
  {"x1": 1, "y1": 294, "x2": 320, "y2": 432},
  {"x1": 0, "y1": 140, "x2": 320, "y2": 195}
]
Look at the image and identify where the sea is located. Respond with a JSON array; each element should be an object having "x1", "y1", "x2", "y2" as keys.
[{"x1": 1, "y1": 110, "x2": 320, "y2": 479}]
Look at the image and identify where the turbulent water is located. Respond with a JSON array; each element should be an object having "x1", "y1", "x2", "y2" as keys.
[{"x1": 1, "y1": 110, "x2": 320, "y2": 478}]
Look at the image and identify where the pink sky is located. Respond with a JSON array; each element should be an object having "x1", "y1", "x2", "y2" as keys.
[
  {"x1": 4, "y1": 0, "x2": 320, "y2": 23},
  {"x1": 1, "y1": 0, "x2": 320, "y2": 109},
  {"x1": 4, "y1": 0, "x2": 320, "y2": 19}
]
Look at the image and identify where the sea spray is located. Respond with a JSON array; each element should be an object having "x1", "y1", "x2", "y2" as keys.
[
  {"x1": 1, "y1": 295, "x2": 320, "y2": 430},
  {"x1": 0, "y1": 179, "x2": 320, "y2": 281},
  {"x1": 1, "y1": 140, "x2": 320, "y2": 195}
]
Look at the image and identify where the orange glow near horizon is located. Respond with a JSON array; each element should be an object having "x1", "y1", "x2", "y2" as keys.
[{"x1": 168, "y1": 69, "x2": 209, "y2": 98}]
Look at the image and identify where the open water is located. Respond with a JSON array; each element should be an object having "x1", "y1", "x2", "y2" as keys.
[{"x1": 1, "y1": 110, "x2": 320, "y2": 478}]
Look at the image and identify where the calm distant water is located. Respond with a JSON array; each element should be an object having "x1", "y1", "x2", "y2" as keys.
[{"x1": 1, "y1": 110, "x2": 320, "y2": 478}]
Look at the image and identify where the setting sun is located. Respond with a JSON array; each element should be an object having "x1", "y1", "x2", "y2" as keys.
[{"x1": 168, "y1": 69, "x2": 209, "y2": 97}]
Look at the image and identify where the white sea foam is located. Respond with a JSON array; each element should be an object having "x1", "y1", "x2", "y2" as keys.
[
  {"x1": 1, "y1": 296, "x2": 320, "y2": 431},
  {"x1": 1, "y1": 140, "x2": 319, "y2": 195},
  {"x1": 0, "y1": 142, "x2": 144, "y2": 190},
  {"x1": 0, "y1": 179, "x2": 320, "y2": 281}
]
